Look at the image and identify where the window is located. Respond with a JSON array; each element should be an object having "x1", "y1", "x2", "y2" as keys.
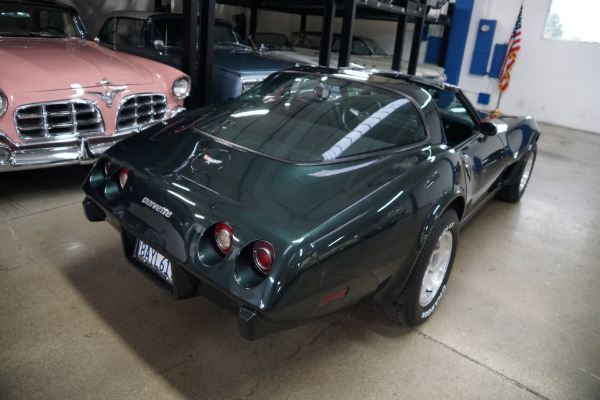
[
  {"x1": 421, "y1": 86, "x2": 477, "y2": 147},
  {"x1": 214, "y1": 20, "x2": 239, "y2": 44},
  {"x1": 147, "y1": 18, "x2": 182, "y2": 47},
  {"x1": 0, "y1": 4, "x2": 83, "y2": 38},
  {"x1": 193, "y1": 72, "x2": 427, "y2": 163},
  {"x1": 98, "y1": 18, "x2": 144, "y2": 48},
  {"x1": 543, "y1": 0, "x2": 600, "y2": 43}
]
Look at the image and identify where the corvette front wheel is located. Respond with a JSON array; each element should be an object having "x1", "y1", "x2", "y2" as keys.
[
  {"x1": 497, "y1": 144, "x2": 537, "y2": 202},
  {"x1": 376, "y1": 209, "x2": 459, "y2": 326}
]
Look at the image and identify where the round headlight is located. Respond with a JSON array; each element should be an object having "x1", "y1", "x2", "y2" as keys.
[
  {"x1": 0, "y1": 89, "x2": 8, "y2": 117},
  {"x1": 172, "y1": 75, "x2": 191, "y2": 99}
]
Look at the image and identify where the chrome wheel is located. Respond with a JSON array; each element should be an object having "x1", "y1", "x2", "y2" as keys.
[
  {"x1": 519, "y1": 153, "x2": 535, "y2": 193},
  {"x1": 419, "y1": 230, "x2": 453, "y2": 307}
]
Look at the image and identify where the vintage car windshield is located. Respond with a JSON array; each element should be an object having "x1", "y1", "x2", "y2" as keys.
[
  {"x1": 292, "y1": 32, "x2": 388, "y2": 56},
  {"x1": 193, "y1": 71, "x2": 428, "y2": 163},
  {"x1": 331, "y1": 37, "x2": 388, "y2": 56},
  {"x1": 98, "y1": 16, "x2": 242, "y2": 48},
  {"x1": 252, "y1": 33, "x2": 295, "y2": 51},
  {"x1": 147, "y1": 16, "x2": 183, "y2": 46},
  {"x1": 357, "y1": 37, "x2": 388, "y2": 56},
  {"x1": 0, "y1": 3, "x2": 86, "y2": 38},
  {"x1": 214, "y1": 21, "x2": 242, "y2": 46}
]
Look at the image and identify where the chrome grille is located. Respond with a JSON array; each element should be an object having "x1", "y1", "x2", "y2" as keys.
[
  {"x1": 117, "y1": 94, "x2": 167, "y2": 131},
  {"x1": 15, "y1": 100, "x2": 104, "y2": 139}
]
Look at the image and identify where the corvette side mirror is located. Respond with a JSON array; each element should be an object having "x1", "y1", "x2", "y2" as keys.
[{"x1": 480, "y1": 121, "x2": 497, "y2": 137}]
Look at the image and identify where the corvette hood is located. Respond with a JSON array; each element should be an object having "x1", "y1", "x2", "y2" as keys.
[
  {"x1": 115, "y1": 118, "x2": 424, "y2": 233},
  {"x1": 0, "y1": 38, "x2": 155, "y2": 92}
]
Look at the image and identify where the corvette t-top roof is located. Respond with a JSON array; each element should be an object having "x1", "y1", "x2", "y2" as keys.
[{"x1": 192, "y1": 69, "x2": 434, "y2": 164}]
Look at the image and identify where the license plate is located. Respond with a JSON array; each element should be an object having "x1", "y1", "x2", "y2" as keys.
[{"x1": 135, "y1": 240, "x2": 173, "y2": 283}]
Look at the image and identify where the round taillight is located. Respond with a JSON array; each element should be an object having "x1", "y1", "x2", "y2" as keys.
[
  {"x1": 118, "y1": 168, "x2": 128, "y2": 189},
  {"x1": 104, "y1": 158, "x2": 111, "y2": 175},
  {"x1": 215, "y1": 223, "x2": 233, "y2": 254},
  {"x1": 253, "y1": 240, "x2": 274, "y2": 276}
]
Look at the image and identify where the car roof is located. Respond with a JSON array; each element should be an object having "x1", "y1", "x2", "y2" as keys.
[
  {"x1": 99, "y1": 10, "x2": 230, "y2": 25},
  {"x1": 293, "y1": 31, "x2": 369, "y2": 41},
  {"x1": 99, "y1": 10, "x2": 164, "y2": 20},
  {"x1": 0, "y1": 0, "x2": 76, "y2": 11},
  {"x1": 286, "y1": 66, "x2": 442, "y2": 109}
]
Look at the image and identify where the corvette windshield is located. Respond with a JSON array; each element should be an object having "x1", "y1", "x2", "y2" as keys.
[
  {"x1": 193, "y1": 71, "x2": 427, "y2": 163},
  {"x1": 0, "y1": 3, "x2": 86, "y2": 38}
]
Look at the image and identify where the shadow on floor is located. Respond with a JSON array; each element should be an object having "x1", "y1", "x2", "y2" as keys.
[{"x1": 62, "y1": 242, "x2": 410, "y2": 398}]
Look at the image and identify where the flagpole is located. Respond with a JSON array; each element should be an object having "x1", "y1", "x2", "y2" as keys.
[
  {"x1": 495, "y1": 1, "x2": 523, "y2": 116},
  {"x1": 493, "y1": 91, "x2": 503, "y2": 115}
]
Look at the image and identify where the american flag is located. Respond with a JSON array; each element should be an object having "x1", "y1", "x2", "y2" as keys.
[{"x1": 499, "y1": 3, "x2": 523, "y2": 92}]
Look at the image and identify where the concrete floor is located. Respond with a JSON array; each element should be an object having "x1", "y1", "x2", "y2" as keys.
[{"x1": 1, "y1": 122, "x2": 599, "y2": 400}]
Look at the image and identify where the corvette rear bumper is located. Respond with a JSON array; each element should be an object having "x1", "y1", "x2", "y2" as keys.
[{"x1": 82, "y1": 196, "x2": 291, "y2": 340}]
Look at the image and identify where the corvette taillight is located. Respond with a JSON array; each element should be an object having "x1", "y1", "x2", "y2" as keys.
[
  {"x1": 118, "y1": 168, "x2": 128, "y2": 189},
  {"x1": 253, "y1": 240, "x2": 274, "y2": 276},
  {"x1": 215, "y1": 223, "x2": 233, "y2": 254},
  {"x1": 103, "y1": 158, "x2": 111, "y2": 175}
]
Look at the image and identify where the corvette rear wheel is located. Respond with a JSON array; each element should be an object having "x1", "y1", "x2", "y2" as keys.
[
  {"x1": 376, "y1": 209, "x2": 459, "y2": 326},
  {"x1": 496, "y1": 144, "x2": 537, "y2": 202}
]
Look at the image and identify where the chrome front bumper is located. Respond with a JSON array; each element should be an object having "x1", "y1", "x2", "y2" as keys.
[
  {"x1": 0, "y1": 136, "x2": 124, "y2": 172},
  {"x1": 1, "y1": 106, "x2": 188, "y2": 172}
]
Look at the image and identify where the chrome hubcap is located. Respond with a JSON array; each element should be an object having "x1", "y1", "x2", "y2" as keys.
[
  {"x1": 420, "y1": 230, "x2": 453, "y2": 307},
  {"x1": 519, "y1": 153, "x2": 535, "y2": 192}
]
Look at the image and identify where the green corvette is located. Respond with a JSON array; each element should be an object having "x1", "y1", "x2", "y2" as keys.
[{"x1": 82, "y1": 67, "x2": 540, "y2": 340}]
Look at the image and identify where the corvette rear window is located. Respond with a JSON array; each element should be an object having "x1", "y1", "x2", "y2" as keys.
[{"x1": 193, "y1": 71, "x2": 427, "y2": 163}]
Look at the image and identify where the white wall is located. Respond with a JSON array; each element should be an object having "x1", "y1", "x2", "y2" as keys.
[{"x1": 455, "y1": 0, "x2": 600, "y2": 134}]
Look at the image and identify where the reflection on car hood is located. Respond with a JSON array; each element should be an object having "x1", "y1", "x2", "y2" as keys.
[
  {"x1": 213, "y1": 47, "x2": 297, "y2": 73},
  {"x1": 0, "y1": 38, "x2": 155, "y2": 91}
]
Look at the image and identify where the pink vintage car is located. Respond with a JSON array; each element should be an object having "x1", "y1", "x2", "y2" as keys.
[{"x1": 0, "y1": 0, "x2": 190, "y2": 171}]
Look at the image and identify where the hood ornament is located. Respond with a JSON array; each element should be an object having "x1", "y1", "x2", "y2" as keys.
[
  {"x1": 87, "y1": 88, "x2": 125, "y2": 107},
  {"x1": 96, "y1": 78, "x2": 113, "y2": 85},
  {"x1": 192, "y1": 149, "x2": 231, "y2": 171},
  {"x1": 203, "y1": 154, "x2": 224, "y2": 165}
]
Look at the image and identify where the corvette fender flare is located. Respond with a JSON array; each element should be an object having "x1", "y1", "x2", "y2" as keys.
[{"x1": 374, "y1": 188, "x2": 465, "y2": 304}]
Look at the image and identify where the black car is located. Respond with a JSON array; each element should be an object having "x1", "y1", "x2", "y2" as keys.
[
  {"x1": 83, "y1": 67, "x2": 540, "y2": 339},
  {"x1": 95, "y1": 11, "x2": 295, "y2": 104}
]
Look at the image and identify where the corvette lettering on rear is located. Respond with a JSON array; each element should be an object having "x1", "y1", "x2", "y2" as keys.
[{"x1": 141, "y1": 197, "x2": 173, "y2": 218}]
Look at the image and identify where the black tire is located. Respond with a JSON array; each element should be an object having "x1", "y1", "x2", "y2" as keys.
[
  {"x1": 375, "y1": 209, "x2": 459, "y2": 326},
  {"x1": 496, "y1": 144, "x2": 537, "y2": 202}
]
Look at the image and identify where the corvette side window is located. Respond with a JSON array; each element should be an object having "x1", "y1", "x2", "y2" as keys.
[{"x1": 427, "y1": 89, "x2": 477, "y2": 147}]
